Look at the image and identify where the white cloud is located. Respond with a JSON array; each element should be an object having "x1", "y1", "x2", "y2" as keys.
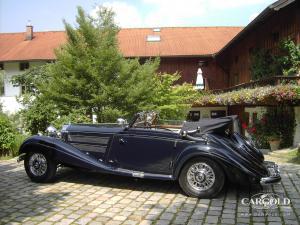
[
  {"x1": 143, "y1": 0, "x2": 206, "y2": 27},
  {"x1": 90, "y1": 1, "x2": 143, "y2": 28},
  {"x1": 208, "y1": 0, "x2": 269, "y2": 9},
  {"x1": 249, "y1": 12, "x2": 259, "y2": 22},
  {"x1": 90, "y1": 0, "x2": 273, "y2": 28}
]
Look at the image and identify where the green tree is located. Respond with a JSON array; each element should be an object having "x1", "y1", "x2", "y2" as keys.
[
  {"x1": 40, "y1": 6, "x2": 198, "y2": 122},
  {"x1": 13, "y1": 6, "x2": 199, "y2": 132},
  {"x1": 41, "y1": 6, "x2": 123, "y2": 122}
]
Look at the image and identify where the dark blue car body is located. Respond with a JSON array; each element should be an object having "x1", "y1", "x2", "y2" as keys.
[{"x1": 18, "y1": 115, "x2": 280, "y2": 188}]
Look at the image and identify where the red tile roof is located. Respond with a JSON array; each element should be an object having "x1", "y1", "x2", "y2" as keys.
[{"x1": 0, "y1": 27, "x2": 242, "y2": 62}]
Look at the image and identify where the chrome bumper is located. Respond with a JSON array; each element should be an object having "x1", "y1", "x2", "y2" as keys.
[{"x1": 260, "y1": 161, "x2": 281, "y2": 185}]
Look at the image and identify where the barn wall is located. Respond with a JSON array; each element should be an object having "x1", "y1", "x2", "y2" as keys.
[
  {"x1": 157, "y1": 57, "x2": 227, "y2": 90},
  {"x1": 217, "y1": 2, "x2": 300, "y2": 88}
]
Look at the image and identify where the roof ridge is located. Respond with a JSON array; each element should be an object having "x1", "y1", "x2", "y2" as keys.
[
  {"x1": 0, "y1": 30, "x2": 65, "y2": 34},
  {"x1": 120, "y1": 26, "x2": 244, "y2": 30},
  {"x1": 0, "y1": 26, "x2": 244, "y2": 34}
]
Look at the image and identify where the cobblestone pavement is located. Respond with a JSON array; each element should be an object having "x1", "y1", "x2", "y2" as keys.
[{"x1": 0, "y1": 158, "x2": 300, "y2": 225}]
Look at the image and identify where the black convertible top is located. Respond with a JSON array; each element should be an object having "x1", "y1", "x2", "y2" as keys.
[{"x1": 181, "y1": 115, "x2": 241, "y2": 134}]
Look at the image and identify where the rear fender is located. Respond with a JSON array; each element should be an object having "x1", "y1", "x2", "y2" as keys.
[{"x1": 173, "y1": 144, "x2": 259, "y2": 182}]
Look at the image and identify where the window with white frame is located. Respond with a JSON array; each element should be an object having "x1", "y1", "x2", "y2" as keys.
[{"x1": 195, "y1": 68, "x2": 204, "y2": 90}]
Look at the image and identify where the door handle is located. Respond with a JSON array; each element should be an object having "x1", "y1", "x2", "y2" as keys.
[{"x1": 119, "y1": 138, "x2": 126, "y2": 144}]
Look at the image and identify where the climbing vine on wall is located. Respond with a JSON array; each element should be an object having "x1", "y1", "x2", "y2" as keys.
[{"x1": 250, "y1": 38, "x2": 300, "y2": 80}]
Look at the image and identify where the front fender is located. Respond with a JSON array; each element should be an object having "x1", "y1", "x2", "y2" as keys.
[{"x1": 19, "y1": 135, "x2": 111, "y2": 172}]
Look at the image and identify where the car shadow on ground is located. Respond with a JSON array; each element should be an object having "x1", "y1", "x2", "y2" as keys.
[{"x1": 55, "y1": 166, "x2": 260, "y2": 198}]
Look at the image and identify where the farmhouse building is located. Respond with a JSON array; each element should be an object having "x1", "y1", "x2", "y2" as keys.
[
  {"x1": 191, "y1": 0, "x2": 300, "y2": 146},
  {"x1": 0, "y1": 26, "x2": 241, "y2": 113}
]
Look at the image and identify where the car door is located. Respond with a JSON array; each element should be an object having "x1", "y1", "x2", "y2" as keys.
[{"x1": 108, "y1": 128, "x2": 179, "y2": 174}]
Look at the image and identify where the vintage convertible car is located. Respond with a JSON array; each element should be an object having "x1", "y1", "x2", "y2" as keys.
[{"x1": 18, "y1": 112, "x2": 281, "y2": 198}]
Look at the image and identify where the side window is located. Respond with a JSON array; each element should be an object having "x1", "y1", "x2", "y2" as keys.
[
  {"x1": 211, "y1": 110, "x2": 226, "y2": 118},
  {"x1": 187, "y1": 111, "x2": 200, "y2": 121},
  {"x1": 195, "y1": 68, "x2": 204, "y2": 90},
  {"x1": 20, "y1": 62, "x2": 29, "y2": 71}
]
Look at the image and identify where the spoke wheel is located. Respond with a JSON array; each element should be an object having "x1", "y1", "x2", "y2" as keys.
[
  {"x1": 24, "y1": 150, "x2": 57, "y2": 182},
  {"x1": 179, "y1": 157, "x2": 225, "y2": 198},
  {"x1": 29, "y1": 153, "x2": 48, "y2": 176},
  {"x1": 187, "y1": 163, "x2": 215, "y2": 192}
]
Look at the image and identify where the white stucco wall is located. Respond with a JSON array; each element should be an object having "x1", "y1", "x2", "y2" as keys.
[
  {"x1": 294, "y1": 106, "x2": 300, "y2": 147},
  {"x1": 3, "y1": 62, "x2": 21, "y2": 97},
  {"x1": 0, "y1": 61, "x2": 46, "y2": 114},
  {"x1": 0, "y1": 96, "x2": 23, "y2": 115}
]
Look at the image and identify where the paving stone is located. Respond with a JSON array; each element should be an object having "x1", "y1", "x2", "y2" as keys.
[
  {"x1": 221, "y1": 218, "x2": 235, "y2": 224},
  {"x1": 1, "y1": 158, "x2": 300, "y2": 225},
  {"x1": 205, "y1": 216, "x2": 219, "y2": 223}
]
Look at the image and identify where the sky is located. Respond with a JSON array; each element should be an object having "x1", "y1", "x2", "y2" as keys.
[{"x1": 0, "y1": 0, "x2": 275, "y2": 33}]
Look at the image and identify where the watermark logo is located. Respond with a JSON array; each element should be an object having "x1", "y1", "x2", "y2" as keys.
[{"x1": 241, "y1": 193, "x2": 290, "y2": 210}]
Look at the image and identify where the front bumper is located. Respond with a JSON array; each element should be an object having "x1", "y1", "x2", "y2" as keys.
[
  {"x1": 260, "y1": 161, "x2": 281, "y2": 185},
  {"x1": 17, "y1": 153, "x2": 26, "y2": 162}
]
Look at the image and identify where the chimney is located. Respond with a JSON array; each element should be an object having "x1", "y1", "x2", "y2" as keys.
[{"x1": 25, "y1": 21, "x2": 33, "y2": 40}]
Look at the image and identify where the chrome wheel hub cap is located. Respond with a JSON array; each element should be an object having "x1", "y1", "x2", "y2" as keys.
[
  {"x1": 187, "y1": 163, "x2": 215, "y2": 191},
  {"x1": 29, "y1": 153, "x2": 47, "y2": 176}
]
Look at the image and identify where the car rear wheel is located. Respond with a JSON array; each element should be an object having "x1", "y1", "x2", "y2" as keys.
[
  {"x1": 24, "y1": 151, "x2": 57, "y2": 182},
  {"x1": 179, "y1": 157, "x2": 225, "y2": 198}
]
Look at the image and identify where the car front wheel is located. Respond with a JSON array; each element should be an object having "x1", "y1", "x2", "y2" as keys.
[
  {"x1": 24, "y1": 151, "x2": 57, "y2": 182},
  {"x1": 179, "y1": 157, "x2": 225, "y2": 198}
]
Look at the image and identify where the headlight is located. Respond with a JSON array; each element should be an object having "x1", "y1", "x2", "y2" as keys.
[{"x1": 46, "y1": 125, "x2": 58, "y2": 137}]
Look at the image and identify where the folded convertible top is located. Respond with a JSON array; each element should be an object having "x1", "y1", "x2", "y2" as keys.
[{"x1": 181, "y1": 115, "x2": 241, "y2": 134}]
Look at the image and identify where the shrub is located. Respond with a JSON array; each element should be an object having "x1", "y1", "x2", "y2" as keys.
[
  {"x1": 194, "y1": 85, "x2": 300, "y2": 106},
  {"x1": 245, "y1": 106, "x2": 295, "y2": 149},
  {"x1": 10, "y1": 134, "x2": 28, "y2": 157},
  {"x1": 0, "y1": 113, "x2": 17, "y2": 156}
]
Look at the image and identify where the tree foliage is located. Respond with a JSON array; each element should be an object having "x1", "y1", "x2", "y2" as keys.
[
  {"x1": 13, "y1": 6, "x2": 199, "y2": 133},
  {"x1": 250, "y1": 48, "x2": 280, "y2": 80},
  {"x1": 278, "y1": 38, "x2": 300, "y2": 75}
]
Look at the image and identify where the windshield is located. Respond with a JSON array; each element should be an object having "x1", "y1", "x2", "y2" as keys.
[{"x1": 130, "y1": 111, "x2": 183, "y2": 130}]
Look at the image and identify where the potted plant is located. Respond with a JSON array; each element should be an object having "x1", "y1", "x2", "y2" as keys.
[{"x1": 267, "y1": 132, "x2": 281, "y2": 151}]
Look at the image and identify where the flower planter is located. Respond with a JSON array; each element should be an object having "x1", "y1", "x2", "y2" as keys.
[{"x1": 269, "y1": 139, "x2": 280, "y2": 151}]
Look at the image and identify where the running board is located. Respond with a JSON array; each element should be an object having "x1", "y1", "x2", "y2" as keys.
[{"x1": 115, "y1": 168, "x2": 174, "y2": 180}]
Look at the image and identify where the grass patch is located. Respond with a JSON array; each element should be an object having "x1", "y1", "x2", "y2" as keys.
[
  {"x1": 0, "y1": 155, "x2": 14, "y2": 160},
  {"x1": 286, "y1": 148, "x2": 300, "y2": 164},
  {"x1": 267, "y1": 148, "x2": 300, "y2": 164},
  {"x1": 0, "y1": 134, "x2": 28, "y2": 160}
]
